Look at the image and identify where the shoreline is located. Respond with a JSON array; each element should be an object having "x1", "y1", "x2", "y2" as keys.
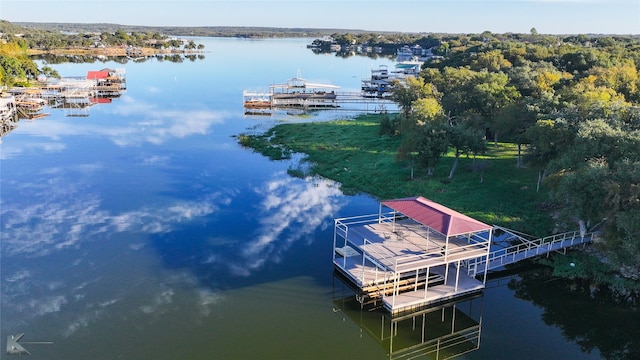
[{"x1": 27, "y1": 46, "x2": 202, "y2": 57}]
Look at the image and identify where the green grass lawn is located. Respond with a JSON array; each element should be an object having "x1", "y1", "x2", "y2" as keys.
[{"x1": 240, "y1": 114, "x2": 553, "y2": 236}]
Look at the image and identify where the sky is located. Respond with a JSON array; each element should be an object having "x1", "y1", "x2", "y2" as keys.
[{"x1": 0, "y1": 0, "x2": 639, "y2": 35}]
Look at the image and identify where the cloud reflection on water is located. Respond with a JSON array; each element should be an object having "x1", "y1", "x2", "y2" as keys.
[
  {"x1": 0, "y1": 163, "x2": 226, "y2": 257},
  {"x1": 239, "y1": 173, "x2": 343, "y2": 274},
  {"x1": 1, "y1": 156, "x2": 346, "y2": 334},
  {"x1": 0, "y1": 95, "x2": 226, "y2": 159}
]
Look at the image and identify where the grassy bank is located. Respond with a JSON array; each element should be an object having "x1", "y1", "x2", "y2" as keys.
[{"x1": 240, "y1": 114, "x2": 553, "y2": 236}]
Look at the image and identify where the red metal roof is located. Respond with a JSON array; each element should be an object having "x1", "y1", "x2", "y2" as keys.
[
  {"x1": 90, "y1": 97, "x2": 112, "y2": 104},
  {"x1": 382, "y1": 196, "x2": 492, "y2": 237},
  {"x1": 87, "y1": 70, "x2": 110, "y2": 80}
]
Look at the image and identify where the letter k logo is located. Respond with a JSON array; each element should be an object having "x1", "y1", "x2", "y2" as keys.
[{"x1": 6, "y1": 333, "x2": 30, "y2": 355}]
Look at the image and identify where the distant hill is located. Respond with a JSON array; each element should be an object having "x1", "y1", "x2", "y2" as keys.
[
  {"x1": 10, "y1": 22, "x2": 387, "y2": 38},
  {"x1": 0, "y1": 20, "x2": 32, "y2": 35}
]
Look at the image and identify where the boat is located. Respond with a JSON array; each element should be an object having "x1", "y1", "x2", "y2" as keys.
[
  {"x1": 269, "y1": 75, "x2": 339, "y2": 107},
  {"x1": 242, "y1": 91, "x2": 272, "y2": 108},
  {"x1": 396, "y1": 45, "x2": 414, "y2": 62},
  {"x1": 243, "y1": 72, "x2": 340, "y2": 110},
  {"x1": 361, "y1": 60, "x2": 423, "y2": 98},
  {"x1": 361, "y1": 65, "x2": 393, "y2": 98},
  {"x1": 392, "y1": 60, "x2": 423, "y2": 79}
]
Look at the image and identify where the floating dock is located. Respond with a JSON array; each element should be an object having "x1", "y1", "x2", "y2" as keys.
[
  {"x1": 361, "y1": 62, "x2": 422, "y2": 98},
  {"x1": 243, "y1": 72, "x2": 396, "y2": 115},
  {"x1": 333, "y1": 196, "x2": 595, "y2": 314},
  {"x1": 1, "y1": 68, "x2": 128, "y2": 139},
  {"x1": 243, "y1": 74, "x2": 340, "y2": 110}
]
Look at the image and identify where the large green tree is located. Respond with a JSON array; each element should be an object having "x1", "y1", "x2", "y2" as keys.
[
  {"x1": 0, "y1": 41, "x2": 39, "y2": 86},
  {"x1": 446, "y1": 125, "x2": 486, "y2": 179}
]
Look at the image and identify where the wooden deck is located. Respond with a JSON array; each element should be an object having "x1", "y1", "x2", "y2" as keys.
[
  {"x1": 333, "y1": 218, "x2": 490, "y2": 313},
  {"x1": 337, "y1": 220, "x2": 489, "y2": 275}
]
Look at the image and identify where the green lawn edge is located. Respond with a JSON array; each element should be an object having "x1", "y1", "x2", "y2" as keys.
[{"x1": 240, "y1": 114, "x2": 553, "y2": 236}]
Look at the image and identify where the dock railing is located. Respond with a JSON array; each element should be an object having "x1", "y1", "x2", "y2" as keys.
[
  {"x1": 334, "y1": 213, "x2": 397, "y2": 285},
  {"x1": 470, "y1": 230, "x2": 595, "y2": 275},
  {"x1": 362, "y1": 238, "x2": 396, "y2": 286}
]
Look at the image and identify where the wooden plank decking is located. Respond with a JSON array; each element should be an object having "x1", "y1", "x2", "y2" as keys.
[{"x1": 339, "y1": 220, "x2": 488, "y2": 274}]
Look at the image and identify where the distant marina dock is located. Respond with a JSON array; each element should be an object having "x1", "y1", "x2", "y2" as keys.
[
  {"x1": 242, "y1": 71, "x2": 400, "y2": 116},
  {"x1": 1, "y1": 68, "x2": 126, "y2": 140}
]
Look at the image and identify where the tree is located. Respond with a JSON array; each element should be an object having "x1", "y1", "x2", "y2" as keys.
[
  {"x1": 590, "y1": 60, "x2": 640, "y2": 103},
  {"x1": 446, "y1": 125, "x2": 486, "y2": 179},
  {"x1": 551, "y1": 159, "x2": 609, "y2": 234},
  {"x1": 492, "y1": 99, "x2": 538, "y2": 167},
  {"x1": 560, "y1": 75, "x2": 629, "y2": 119},
  {"x1": 40, "y1": 66, "x2": 60, "y2": 79},
  {"x1": 601, "y1": 160, "x2": 640, "y2": 274},
  {"x1": 390, "y1": 77, "x2": 439, "y2": 121},
  {"x1": 114, "y1": 29, "x2": 130, "y2": 45},
  {"x1": 557, "y1": 47, "x2": 611, "y2": 74},
  {"x1": 412, "y1": 97, "x2": 444, "y2": 124},
  {"x1": 437, "y1": 67, "x2": 477, "y2": 117},
  {"x1": 415, "y1": 120, "x2": 450, "y2": 176},
  {"x1": 470, "y1": 71, "x2": 521, "y2": 145},
  {"x1": 525, "y1": 119, "x2": 574, "y2": 191},
  {"x1": 396, "y1": 118, "x2": 450, "y2": 178},
  {"x1": 0, "y1": 54, "x2": 26, "y2": 86},
  {"x1": 472, "y1": 49, "x2": 512, "y2": 72}
]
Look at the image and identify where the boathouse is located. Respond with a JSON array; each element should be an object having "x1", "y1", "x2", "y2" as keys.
[
  {"x1": 86, "y1": 68, "x2": 127, "y2": 94},
  {"x1": 333, "y1": 196, "x2": 492, "y2": 314}
]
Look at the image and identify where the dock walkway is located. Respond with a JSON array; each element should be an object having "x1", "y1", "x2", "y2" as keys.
[{"x1": 469, "y1": 228, "x2": 595, "y2": 275}]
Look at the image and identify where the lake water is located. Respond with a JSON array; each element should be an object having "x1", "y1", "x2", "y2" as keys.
[{"x1": 1, "y1": 37, "x2": 637, "y2": 359}]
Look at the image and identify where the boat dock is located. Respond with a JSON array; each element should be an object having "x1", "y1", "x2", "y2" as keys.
[
  {"x1": 333, "y1": 196, "x2": 595, "y2": 315},
  {"x1": 242, "y1": 73, "x2": 397, "y2": 115},
  {"x1": 361, "y1": 63, "x2": 422, "y2": 98},
  {"x1": 1, "y1": 68, "x2": 127, "y2": 139}
]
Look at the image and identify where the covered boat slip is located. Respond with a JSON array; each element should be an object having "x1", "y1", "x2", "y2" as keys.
[{"x1": 333, "y1": 196, "x2": 492, "y2": 314}]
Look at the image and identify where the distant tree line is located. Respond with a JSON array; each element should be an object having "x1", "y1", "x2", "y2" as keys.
[
  {"x1": 12, "y1": 21, "x2": 353, "y2": 39},
  {"x1": 0, "y1": 20, "x2": 209, "y2": 85},
  {"x1": 384, "y1": 31, "x2": 640, "y2": 279},
  {"x1": 0, "y1": 20, "x2": 205, "y2": 53}
]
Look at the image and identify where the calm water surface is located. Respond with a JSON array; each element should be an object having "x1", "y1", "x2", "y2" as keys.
[{"x1": 1, "y1": 37, "x2": 636, "y2": 359}]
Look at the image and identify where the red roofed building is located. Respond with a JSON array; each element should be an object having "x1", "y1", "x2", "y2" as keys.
[
  {"x1": 86, "y1": 68, "x2": 127, "y2": 95},
  {"x1": 382, "y1": 196, "x2": 492, "y2": 237},
  {"x1": 333, "y1": 196, "x2": 493, "y2": 314},
  {"x1": 86, "y1": 70, "x2": 110, "y2": 80}
]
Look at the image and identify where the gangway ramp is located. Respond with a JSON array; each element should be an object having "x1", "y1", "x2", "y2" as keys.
[{"x1": 468, "y1": 228, "x2": 596, "y2": 276}]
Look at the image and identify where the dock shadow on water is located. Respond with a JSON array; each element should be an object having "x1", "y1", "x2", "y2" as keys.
[{"x1": 332, "y1": 270, "x2": 483, "y2": 360}]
